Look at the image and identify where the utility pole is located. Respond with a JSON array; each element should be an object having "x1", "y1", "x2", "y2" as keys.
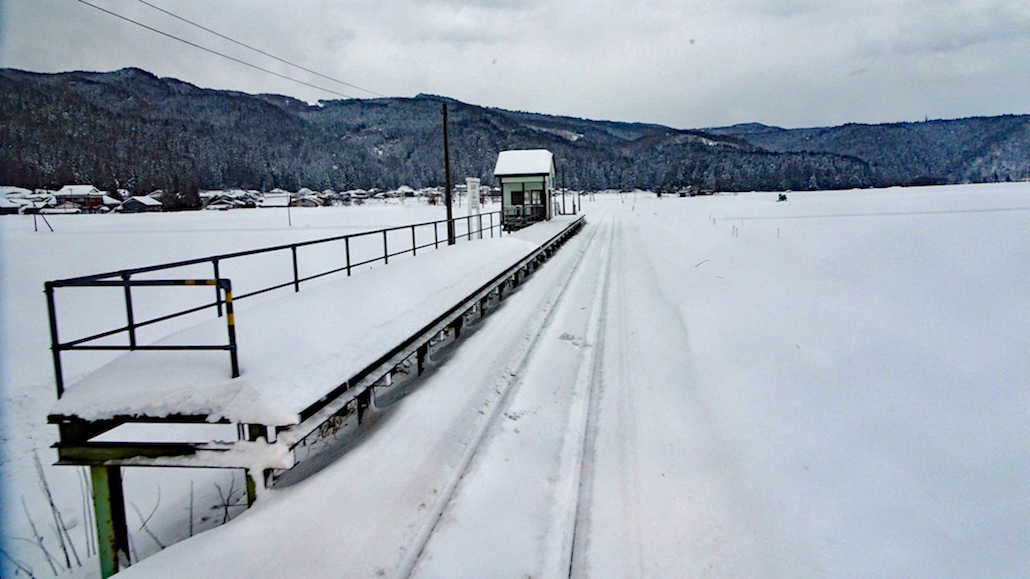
[
  {"x1": 560, "y1": 164, "x2": 566, "y2": 215},
  {"x1": 442, "y1": 103, "x2": 455, "y2": 245},
  {"x1": 563, "y1": 163, "x2": 574, "y2": 214}
]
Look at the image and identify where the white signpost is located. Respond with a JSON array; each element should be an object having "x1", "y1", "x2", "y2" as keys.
[{"x1": 466, "y1": 177, "x2": 482, "y2": 239}]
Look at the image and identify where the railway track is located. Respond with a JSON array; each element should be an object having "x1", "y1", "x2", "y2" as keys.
[{"x1": 400, "y1": 214, "x2": 617, "y2": 578}]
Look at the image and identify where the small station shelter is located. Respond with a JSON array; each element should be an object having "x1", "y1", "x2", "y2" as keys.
[{"x1": 494, "y1": 149, "x2": 555, "y2": 231}]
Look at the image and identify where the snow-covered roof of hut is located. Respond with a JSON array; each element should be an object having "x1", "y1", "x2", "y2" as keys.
[{"x1": 494, "y1": 149, "x2": 554, "y2": 176}]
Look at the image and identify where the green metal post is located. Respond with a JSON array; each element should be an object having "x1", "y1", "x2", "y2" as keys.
[
  {"x1": 90, "y1": 465, "x2": 130, "y2": 578},
  {"x1": 245, "y1": 469, "x2": 258, "y2": 507}
]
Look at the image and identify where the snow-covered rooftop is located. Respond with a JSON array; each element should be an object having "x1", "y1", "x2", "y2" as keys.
[
  {"x1": 494, "y1": 149, "x2": 554, "y2": 177},
  {"x1": 126, "y1": 195, "x2": 162, "y2": 206},
  {"x1": 56, "y1": 184, "x2": 102, "y2": 197},
  {"x1": 258, "y1": 194, "x2": 290, "y2": 207}
]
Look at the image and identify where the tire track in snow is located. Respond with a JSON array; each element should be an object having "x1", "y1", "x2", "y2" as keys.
[
  {"x1": 583, "y1": 205, "x2": 782, "y2": 577},
  {"x1": 395, "y1": 219, "x2": 605, "y2": 579},
  {"x1": 606, "y1": 215, "x2": 677, "y2": 576},
  {"x1": 563, "y1": 214, "x2": 617, "y2": 578}
]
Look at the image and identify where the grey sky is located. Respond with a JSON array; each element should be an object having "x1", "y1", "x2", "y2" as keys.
[{"x1": 2, "y1": 0, "x2": 1028, "y2": 128}]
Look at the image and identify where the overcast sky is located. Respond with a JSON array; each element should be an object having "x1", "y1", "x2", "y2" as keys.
[{"x1": 2, "y1": 0, "x2": 1028, "y2": 128}]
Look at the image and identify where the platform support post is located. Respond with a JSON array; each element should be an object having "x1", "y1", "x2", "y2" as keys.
[
  {"x1": 91, "y1": 465, "x2": 130, "y2": 578},
  {"x1": 417, "y1": 343, "x2": 428, "y2": 376},
  {"x1": 450, "y1": 314, "x2": 463, "y2": 340},
  {"x1": 357, "y1": 389, "x2": 372, "y2": 422}
]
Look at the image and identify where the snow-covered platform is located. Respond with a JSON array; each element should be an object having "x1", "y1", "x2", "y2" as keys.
[{"x1": 49, "y1": 215, "x2": 585, "y2": 471}]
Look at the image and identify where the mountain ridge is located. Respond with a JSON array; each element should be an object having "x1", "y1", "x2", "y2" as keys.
[{"x1": 1, "y1": 68, "x2": 1026, "y2": 196}]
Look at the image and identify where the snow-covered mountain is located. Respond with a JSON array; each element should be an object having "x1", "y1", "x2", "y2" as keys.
[{"x1": 1, "y1": 68, "x2": 1027, "y2": 196}]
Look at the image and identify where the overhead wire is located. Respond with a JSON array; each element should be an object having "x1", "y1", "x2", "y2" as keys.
[
  {"x1": 72, "y1": 0, "x2": 376, "y2": 100},
  {"x1": 132, "y1": 0, "x2": 385, "y2": 97}
]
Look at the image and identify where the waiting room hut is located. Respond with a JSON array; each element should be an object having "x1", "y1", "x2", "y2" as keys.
[{"x1": 494, "y1": 149, "x2": 555, "y2": 231}]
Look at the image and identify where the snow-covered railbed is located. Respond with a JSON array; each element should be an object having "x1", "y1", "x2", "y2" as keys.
[{"x1": 408, "y1": 213, "x2": 616, "y2": 577}]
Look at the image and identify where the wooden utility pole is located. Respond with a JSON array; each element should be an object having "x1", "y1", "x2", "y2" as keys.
[{"x1": 442, "y1": 103, "x2": 455, "y2": 245}]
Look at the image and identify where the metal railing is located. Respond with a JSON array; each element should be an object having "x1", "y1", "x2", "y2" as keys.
[
  {"x1": 502, "y1": 206, "x2": 547, "y2": 231},
  {"x1": 46, "y1": 211, "x2": 502, "y2": 400}
]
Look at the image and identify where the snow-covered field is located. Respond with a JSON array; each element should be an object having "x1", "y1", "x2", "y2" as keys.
[{"x1": 3, "y1": 185, "x2": 1029, "y2": 577}]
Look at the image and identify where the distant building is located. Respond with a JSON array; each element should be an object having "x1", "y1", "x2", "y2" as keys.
[
  {"x1": 119, "y1": 196, "x2": 163, "y2": 213},
  {"x1": 102, "y1": 195, "x2": 122, "y2": 209},
  {"x1": 290, "y1": 196, "x2": 323, "y2": 208},
  {"x1": 0, "y1": 197, "x2": 21, "y2": 215},
  {"x1": 257, "y1": 194, "x2": 290, "y2": 208},
  {"x1": 493, "y1": 149, "x2": 555, "y2": 231},
  {"x1": 55, "y1": 185, "x2": 106, "y2": 212}
]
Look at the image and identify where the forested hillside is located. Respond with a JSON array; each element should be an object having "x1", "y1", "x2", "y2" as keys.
[
  {"x1": 707, "y1": 117, "x2": 1030, "y2": 185},
  {"x1": 1, "y1": 68, "x2": 1026, "y2": 196}
]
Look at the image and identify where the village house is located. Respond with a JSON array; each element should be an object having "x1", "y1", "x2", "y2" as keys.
[
  {"x1": 55, "y1": 184, "x2": 106, "y2": 212},
  {"x1": 119, "y1": 195, "x2": 163, "y2": 213},
  {"x1": 102, "y1": 194, "x2": 122, "y2": 211},
  {"x1": 203, "y1": 190, "x2": 255, "y2": 210},
  {"x1": 257, "y1": 193, "x2": 290, "y2": 208},
  {"x1": 290, "y1": 195, "x2": 323, "y2": 208},
  {"x1": 0, "y1": 197, "x2": 21, "y2": 215}
]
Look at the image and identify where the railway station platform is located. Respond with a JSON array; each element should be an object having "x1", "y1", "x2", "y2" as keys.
[{"x1": 48, "y1": 215, "x2": 585, "y2": 473}]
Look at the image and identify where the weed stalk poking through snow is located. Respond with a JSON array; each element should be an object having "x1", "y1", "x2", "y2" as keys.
[{"x1": 33, "y1": 452, "x2": 80, "y2": 568}]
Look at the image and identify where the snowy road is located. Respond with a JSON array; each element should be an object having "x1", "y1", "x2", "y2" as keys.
[{"x1": 10, "y1": 186, "x2": 1027, "y2": 578}]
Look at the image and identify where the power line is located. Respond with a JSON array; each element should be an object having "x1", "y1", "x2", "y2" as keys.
[
  {"x1": 133, "y1": 0, "x2": 385, "y2": 97},
  {"x1": 73, "y1": 0, "x2": 363, "y2": 100}
]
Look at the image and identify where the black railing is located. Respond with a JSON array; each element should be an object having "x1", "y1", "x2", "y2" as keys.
[
  {"x1": 502, "y1": 206, "x2": 547, "y2": 231},
  {"x1": 46, "y1": 211, "x2": 502, "y2": 399}
]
